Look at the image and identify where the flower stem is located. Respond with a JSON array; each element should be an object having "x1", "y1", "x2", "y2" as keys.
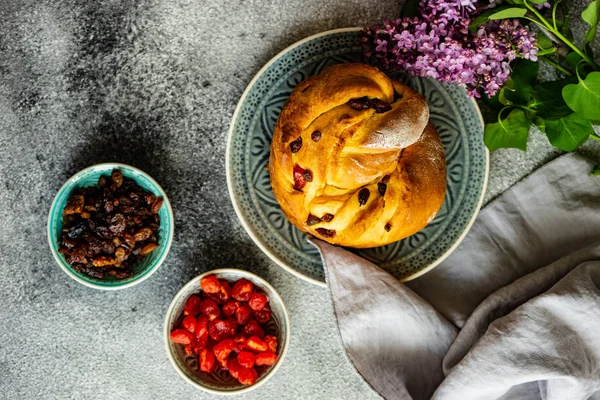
[
  {"x1": 539, "y1": 56, "x2": 572, "y2": 76},
  {"x1": 524, "y1": 0, "x2": 599, "y2": 69},
  {"x1": 590, "y1": 133, "x2": 600, "y2": 143}
]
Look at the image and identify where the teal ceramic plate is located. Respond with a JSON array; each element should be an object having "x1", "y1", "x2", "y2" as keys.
[
  {"x1": 47, "y1": 163, "x2": 174, "y2": 290},
  {"x1": 226, "y1": 28, "x2": 489, "y2": 286}
]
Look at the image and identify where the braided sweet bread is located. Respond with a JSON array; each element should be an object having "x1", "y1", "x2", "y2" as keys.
[{"x1": 269, "y1": 63, "x2": 446, "y2": 248}]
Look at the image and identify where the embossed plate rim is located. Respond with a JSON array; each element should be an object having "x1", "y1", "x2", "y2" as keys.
[{"x1": 226, "y1": 27, "x2": 489, "y2": 287}]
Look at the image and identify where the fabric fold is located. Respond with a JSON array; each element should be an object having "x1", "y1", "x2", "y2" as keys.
[{"x1": 312, "y1": 153, "x2": 600, "y2": 400}]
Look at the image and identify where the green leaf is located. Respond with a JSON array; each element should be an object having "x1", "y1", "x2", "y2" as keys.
[
  {"x1": 582, "y1": 0, "x2": 599, "y2": 45},
  {"x1": 529, "y1": 0, "x2": 548, "y2": 3},
  {"x1": 529, "y1": 78, "x2": 577, "y2": 120},
  {"x1": 545, "y1": 113, "x2": 593, "y2": 151},
  {"x1": 537, "y1": 33, "x2": 553, "y2": 50},
  {"x1": 591, "y1": 164, "x2": 600, "y2": 176},
  {"x1": 503, "y1": 60, "x2": 539, "y2": 105},
  {"x1": 488, "y1": 7, "x2": 528, "y2": 20},
  {"x1": 565, "y1": 52, "x2": 582, "y2": 68},
  {"x1": 468, "y1": 6, "x2": 527, "y2": 32},
  {"x1": 400, "y1": 0, "x2": 420, "y2": 18},
  {"x1": 562, "y1": 72, "x2": 600, "y2": 120},
  {"x1": 484, "y1": 108, "x2": 531, "y2": 151}
]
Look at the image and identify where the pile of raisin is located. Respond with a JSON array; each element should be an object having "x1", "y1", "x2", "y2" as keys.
[
  {"x1": 58, "y1": 169, "x2": 163, "y2": 280},
  {"x1": 170, "y1": 275, "x2": 279, "y2": 386}
]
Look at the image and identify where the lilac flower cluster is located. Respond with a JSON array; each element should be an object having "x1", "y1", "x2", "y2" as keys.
[{"x1": 360, "y1": 0, "x2": 539, "y2": 98}]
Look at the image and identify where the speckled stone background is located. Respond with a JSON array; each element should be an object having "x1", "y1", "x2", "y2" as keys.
[{"x1": 0, "y1": 1, "x2": 598, "y2": 399}]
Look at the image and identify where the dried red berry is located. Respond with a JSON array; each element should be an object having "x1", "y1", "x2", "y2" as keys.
[
  {"x1": 223, "y1": 300, "x2": 240, "y2": 317},
  {"x1": 228, "y1": 357, "x2": 242, "y2": 379},
  {"x1": 209, "y1": 319, "x2": 233, "y2": 341},
  {"x1": 293, "y1": 165, "x2": 307, "y2": 191},
  {"x1": 200, "y1": 299, "x2": 221, "y2": 321},
  {"x1": 245, "y1": 336, "x2": 268, "y2": 353},
  {"x1": 193, "y1": 332, "x2": 208, "y2": 353},
  {"x1": 248, "y1": 293, "x2": 268, "y2": 311},
  {"x1": 232, "y1": 279, "x2": 254, "y2": 302},
  {"x1": 265, "y1": 335, "x2": 277, "y2": 353},
  {"x1": 233, "y1": 334, "x2": 247, "y2": 353},
  {"x1": 181, "y1": 315, "x2": 197, "y2": 334},
  {"x1": 195, "y1": 315, "x2": 209, "y2": 339},
  {"x1": 237, "y1": 367, "x2": 258, "y2": 385},
  {"x1": 183, "y1": 295, "x2": 202, "y2": 317},
  {"x1": 213, "y1": 339, "x2": 235, "y2": 361},
  {"x1": 200, "y1": 275, "x2": 220, "y2": 293},
  {"x1": 254, "y1": 305, "x2": 272, "y2": 324},
  {"x1": 235, "y1": 303, "x2": 253, "y2": 325},
  {"x1": 237, "y1": 351, "x2": 256, "y2": 368},
  {"x1": 199, "y1": 348, "x2": 215, "y2": 373},
  {"x1": 184, "y1": 344, "x2": 193, "y2": 356},
  {"x1": 243, "y1": 320, "x2": 265, "y2": 339},
  {"x1": 255, "y1": 352, "x2": 278, "y2": 366},
  {"x1": 170, "y1": 329, "x2": 193, "y2": 345}
]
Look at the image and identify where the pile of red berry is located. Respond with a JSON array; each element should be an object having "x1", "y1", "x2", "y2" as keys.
[{"x1": 169, "y1": 275, "x2": 279, "y2": 386}]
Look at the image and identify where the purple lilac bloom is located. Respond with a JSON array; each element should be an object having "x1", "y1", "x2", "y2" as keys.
[{"x1": 360, "y1": 0, "x2": 539, "y2": 98}]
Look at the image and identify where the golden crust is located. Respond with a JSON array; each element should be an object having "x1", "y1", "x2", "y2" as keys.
[{"x1": 269, "y1": 63, "x2": 446, "y2": 248}]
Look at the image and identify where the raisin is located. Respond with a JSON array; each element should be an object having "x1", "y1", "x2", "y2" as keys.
[
  {"x1": 133, "y1": 227, "x2": 152, "y2": 242},
  {"x1": 306, "y1": 214, "x2": 321, "y2": 226},
  {"x1": 139, "y1": 243, "x2": 158, "y2": 256},
  {"x1": 67, "y1": 221, "x2": 87, "y2": 239},
  {"x1": 381, "y1": 175, "x2": 391, "y2": 184},
  {"x1": 111, "y1": 169, "x2": 123, "y2": 189},
  {"x1": 348, "y1": 96, "x2": 371, "y2": 110},
  {"x1": 385, "y1": 223, "x2": 392, "y2": 232},
  {"x1": 358, "y1": 188, "x2": 370, "y2": 206},
  {"x1": 92, "y1": 256, "x2": 115, "y2": 267},
  {"x1": 289, "y1": 136, "x2": 302, "y2": 153},
  {"x1": 303, "y1": 170, "x2": 313, "y2": 182},
  {"x1": 151, "y1": 197, "x2": 163, "y2": 214},
  {"x1": 321, "y1": 213, "x2": 334, "y2": 222},
  {"x1": 94, "y1": 225, "x2": 113, "y2": 239},
  {"x1": 316, "y1": 228, "x2": 336, "y2": 238},
  {"x1": 372, "y1": 98, "x2": 392, "y2": 113},
  {"x1": 98, "y1": 175, "x2": 108, "y2": 188},
  {"x1": 64, "y1": 194, "x2": 84, "y2": 215},
  {"x1": 311, "y1": 130, "x2": 321, "y2": 142},
  {"x1": 109, "y1": 213, "x2": 126, "y2": 234},
  {"x1": 107, "y1": 269, "x2": 131, "y2": 279},
  {"x1": 378, "y1": 182, "x2": 387, "y2": 196}
]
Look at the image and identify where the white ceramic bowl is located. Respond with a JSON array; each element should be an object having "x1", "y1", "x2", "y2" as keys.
[{"x1": 164, "y1": 269, "x2": 291, "y2": 394}]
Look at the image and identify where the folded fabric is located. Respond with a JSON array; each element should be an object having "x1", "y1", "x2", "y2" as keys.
[{"x1": 311, "y1": 153, "x2": 600, "y2": 400}]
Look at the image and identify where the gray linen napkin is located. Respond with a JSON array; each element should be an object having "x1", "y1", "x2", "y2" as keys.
[{"x1": 310, "y1": 153, "x2": 600, "y2": 400}]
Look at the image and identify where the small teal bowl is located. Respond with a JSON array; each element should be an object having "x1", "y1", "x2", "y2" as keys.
[{"x1": 47, "y1": 163, "x2": 174, "y2": 290}]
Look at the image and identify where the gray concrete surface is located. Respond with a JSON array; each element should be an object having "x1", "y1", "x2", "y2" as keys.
[{"x1": 0, "y1": 1, "x2": 598, "y2": 399}]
